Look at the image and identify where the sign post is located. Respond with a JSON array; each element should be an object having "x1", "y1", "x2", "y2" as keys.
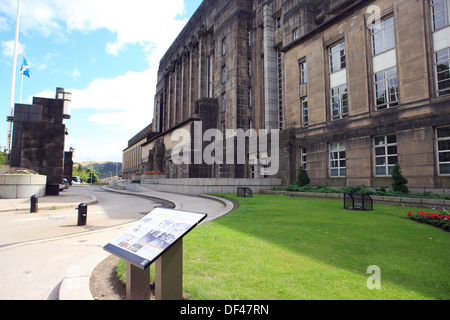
[{"x1": 104, "y1": 207, "x2": 206, "y2": 300}]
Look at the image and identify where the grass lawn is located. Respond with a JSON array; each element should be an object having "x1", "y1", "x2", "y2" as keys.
[{"x1": 180, "y1": 194, "x2": 449, "y2": 300}]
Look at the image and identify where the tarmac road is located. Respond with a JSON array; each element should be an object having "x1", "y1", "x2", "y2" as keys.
[{"x1": 0, "y1": 185, "x2": 172, "y2": 300}]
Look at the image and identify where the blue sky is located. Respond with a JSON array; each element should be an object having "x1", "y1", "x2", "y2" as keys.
[{"x1": 0, "y1": 0, "x2": 203, "y2": 163}]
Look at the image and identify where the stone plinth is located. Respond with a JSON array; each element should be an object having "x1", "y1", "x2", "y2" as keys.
[{"x1": 0, "y1": 174, "x2": 47, "y2": 199}]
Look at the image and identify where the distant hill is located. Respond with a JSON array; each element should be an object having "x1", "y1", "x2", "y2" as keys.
[{"x1": 74, "y1": 161, "x2": 122, "y2": 179}]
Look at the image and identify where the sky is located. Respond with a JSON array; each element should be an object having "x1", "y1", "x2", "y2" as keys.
[{"x1": 0, "y1": 0, "x2": 203, "y2": 163}]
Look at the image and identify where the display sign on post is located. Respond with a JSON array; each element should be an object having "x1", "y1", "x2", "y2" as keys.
[{"x1": 104, "y1": 207, "x2": 207, "y2": 270}]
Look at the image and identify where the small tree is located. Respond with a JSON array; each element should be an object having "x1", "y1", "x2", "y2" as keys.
[
  {"x1": 391, "y1": 163, "x2": 409, "y2": 194},
  {"x1": 296, "y1": 165, "x2": 310, "y2": 187}
]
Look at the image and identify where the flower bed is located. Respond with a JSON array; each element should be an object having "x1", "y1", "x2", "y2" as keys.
[{"x1": 407, "y1": 210, "x2": 450, "y2": 232}]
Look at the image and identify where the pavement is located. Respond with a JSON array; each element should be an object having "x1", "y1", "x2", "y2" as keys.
[{"x1": 0, "y1": 183, "x2": 235, "y2": 300}]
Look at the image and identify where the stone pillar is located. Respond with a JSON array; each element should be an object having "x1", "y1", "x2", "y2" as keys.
[{"x1": 263, "y1": 3, "x2": 278, "y2": 130}]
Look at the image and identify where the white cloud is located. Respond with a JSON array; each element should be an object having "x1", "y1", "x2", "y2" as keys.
[
  {"x1": 1, "y1": 39, "x2": 25, "y2": 56},
  {"x1": 1, "y1": 0, "x2": 188, "y2": 57}
]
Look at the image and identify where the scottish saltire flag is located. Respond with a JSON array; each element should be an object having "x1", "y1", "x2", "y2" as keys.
[{"x1": 20, "y1": 55, "x2": 31, "y2": 78}]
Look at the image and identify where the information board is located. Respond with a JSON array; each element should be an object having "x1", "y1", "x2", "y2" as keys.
[{"x1": 104, "y1": 207, "x2": 207, "y2": 270}]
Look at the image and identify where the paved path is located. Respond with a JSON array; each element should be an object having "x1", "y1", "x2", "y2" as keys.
[{"x1": 0, "y1": 184, "x2": 234, "y2": 300}]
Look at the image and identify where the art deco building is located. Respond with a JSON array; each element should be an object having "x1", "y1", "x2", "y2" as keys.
[{"x1": 123, "y1": 0, "x2": 450, "y2": 192}]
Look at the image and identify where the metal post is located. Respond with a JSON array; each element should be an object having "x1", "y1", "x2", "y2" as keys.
[
  {"x1": 155, "y1": 239, "x2": 183, "y2": 300},
  {"x1": 6, "y1": 0, "x2": 22, "y2": 160},
  {"x1": 30, "y1": 195, "x2": 38, "y2": 213},
  {"x1": 126, "y1": 263, "x2": 150, "y2": 300},
  {"x1": 76, "y1": 203, "x2": 87, "y2": 226}
]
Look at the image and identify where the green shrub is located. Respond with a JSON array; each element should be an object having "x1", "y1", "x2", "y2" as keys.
[
  {"x1": 295, "y1": 166, "x2": 310, "y2": 187},
  {"x1": 391, "y1": 163, "x2": 409, "y2": 194}
]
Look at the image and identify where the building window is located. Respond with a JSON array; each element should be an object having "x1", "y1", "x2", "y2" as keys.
[
  {"x1": 374, "y1": 135, "x2": 398, "y2": 176},
  {"x1": 221, "y1": 121, "x2": 225, "y2": 141},
  {"x1": 217, "y1": 164, "x2": 223, "y2": 178},
  {"x1": 431, "y1": 0, "x2": 450, "y2": 31},
  {"x1": 248, "y1": 59, "x2": 252, "y2": 76},
  {"x1": 329, "y1": 142, "x2": 346, "y2": 177},
  {"x1": 222, "y1": 66, "x2": 227, "y2": 83},
  {"x1": 436, "y1": 126, "x2": 450, "y2": 175},
  {"x1": 301, "y1": 97, "x2": 308, "y2": 127},
  {"x1": 222, "y1": 94, "x2": 226, "y2": 112},
  {"x1": 331, "y1": 84, "x2": 348, "y2": 121},
  {"x1": 276, "y1": 16, "x2": 282, "y2": 29},
  {"x1": 301, "y1": 147, "x2": 307, "y2": 169},
  {"x1": 247, "y1": 30, "x2": 252, "y2": 47},
  {"x1": 300, "y1": 61, "x2": 307, "y2": 84},
  {"x1": 436, "y1": 48, "x2": 450, "y2": 96},
  {"x1": 248, "y1": 89, "x2": 252, "y2": 108},
  {"x1": 374, "y1": 67, "x2": 399, "y2": 110},
  {"x1": 293, "y1": 28, "x2": 299, "y2": 41},
  {"x1": 371, "y1": 16, "x2": 395, "y2": 56},
  {"x1": 277, "y1": 49, "x2": 284, "y2": 130},
  {"x1": 222, "y1": 37, "x2": 227, "y2": 55},
  {"x1": 329, "y1": 41, "x2": 346, "y2": 73}
]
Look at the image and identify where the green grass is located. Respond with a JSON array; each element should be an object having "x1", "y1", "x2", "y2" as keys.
[{"x1": 181, "y1": 194, "x2": 449, "y2": 300}]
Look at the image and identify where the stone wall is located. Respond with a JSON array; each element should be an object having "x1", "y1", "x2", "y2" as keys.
[{"x1": 142, "y1": 177, "x2": 282, "y2": 196}]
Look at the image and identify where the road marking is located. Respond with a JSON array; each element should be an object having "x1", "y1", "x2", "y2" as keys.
[{"x1": 14, "y1": 211, "x2": 106, "y2": 222}]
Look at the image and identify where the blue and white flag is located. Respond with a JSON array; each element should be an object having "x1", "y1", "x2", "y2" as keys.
[{"x1": 20, "y1": 55, "x2": 31, "y2": 78}]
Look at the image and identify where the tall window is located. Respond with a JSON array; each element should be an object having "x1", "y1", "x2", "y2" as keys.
[
  {"x1": 248, "y1": 59, "x2": 252, "y2": 76},
  {"x1": 431, "y1": 0, "x2": 450, "y2": 31},
  {"x1": 436, "y1": 48, "x2": 450, "y2": 96},
  {"x1": 293, "y1": 28, "x2": 299, "y2": 41},
  {"x1": 371, "y1": 16, "x2": 395, "y2": 55},
  {"x1": 329, "y1": 142, "x2": 346, "y2": 177},
  {"x1": 300, "y1": 61, "x2": 307, "y2": 84},
  {"x1": 222, "y1": 66, "x2": 227, "y2": 83},
  {"x1": 374, "y1": 67, "x2": 399, "y2": 110},
  {"x1": 373, "y1": 135, "x2": 398, "y2": 176},
  {"x1": 276, "y1": 16, "x2": 282, "y2": 29},
  {"x1": 248, "y1": 89, "x2": 252, "y2": 108},
  {"x1": 278, "y1": 49, "x2": 284, "y2": 130},
  {"x1": 301, "y1": 147, "x2": 307, "y2": 169},
  {"x1": 436, "y1": 126, "x2": 450, "y2": 175},
  {"x1": 301, "y1": 97, "x2": 308, "y2": 127},
  {"x1": 222, "y1": 94, "x2": 226, "y2": 112},
  {"x1": 331, "y1": 84, "x2": 348, "y2": 121},
  {"x1": 222, "y1": 37, "x2": 227, "y2": 55},
  {"x1": 329, "y1": 41, "x2": 346, "y2": 73}
]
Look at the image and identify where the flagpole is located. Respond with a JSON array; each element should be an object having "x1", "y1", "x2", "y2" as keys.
[
  {"x1": 6, "y1": 0, "x2": 22, "y2": 162},
  {"x1": 20, "y1": 71, "x2": 23, "y2": 104}
]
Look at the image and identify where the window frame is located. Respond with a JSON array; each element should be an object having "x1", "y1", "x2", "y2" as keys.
[
  {"x1": 374, "y1": 67, "x2": 399, "y2": 110},
  {"x1": 300, "y1": 60, "x2": 307, "y2": 84},
  {"x1": 329, "y1": 142, "x2": 346, "y2": 177},
  {"x1": 301, "y1": 97, "x2": 308, "y2": 127},
  {"x1": 436, "y1": 126, "x2": 450, "y2": 175},
  {"x1": 373, "y1": 134, "x2": 398, "y2": 176},
  {"x1": 371, "y1": 15, "x2": 396, "y2": 56},
  {"x1": 330, "y1": 84, "x2": 348, "y2": 121},
  {"x1": 435, "y1": 47, "x2": 450, "y2": 96},
  {"x1": 329, "y1": 41, "x2": 346, "y2": 73},
  {"x1": 431, "y1": 0, "x2": 450, "y2": 31}
]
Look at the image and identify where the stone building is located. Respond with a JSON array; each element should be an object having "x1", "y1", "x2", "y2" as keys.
[
  {"x1": 123, "y1": 0, "x2": 450, "y2": 191},
  {"x1": 11, "y1": 88, "x2": 73, "y2": 195}
]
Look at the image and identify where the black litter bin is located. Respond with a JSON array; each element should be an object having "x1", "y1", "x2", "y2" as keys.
[
  {"x1": 76, "y1": 203, "x2": 88, "y2": 226},
  {"x1": 30, "y1": 195, "x2": 38, "y2": 213}
]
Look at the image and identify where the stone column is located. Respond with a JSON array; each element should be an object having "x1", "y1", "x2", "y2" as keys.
[{"x1": 263, "y1": 3, "x2": 278, "y2": 130}]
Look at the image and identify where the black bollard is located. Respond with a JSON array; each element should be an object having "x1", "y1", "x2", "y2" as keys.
[
  {"x1": 30, "y1": 195, "x2": 39, "y2": 213},
  {"x1": 76, "y1": 203, "x2": 88, "y2": 226}
]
